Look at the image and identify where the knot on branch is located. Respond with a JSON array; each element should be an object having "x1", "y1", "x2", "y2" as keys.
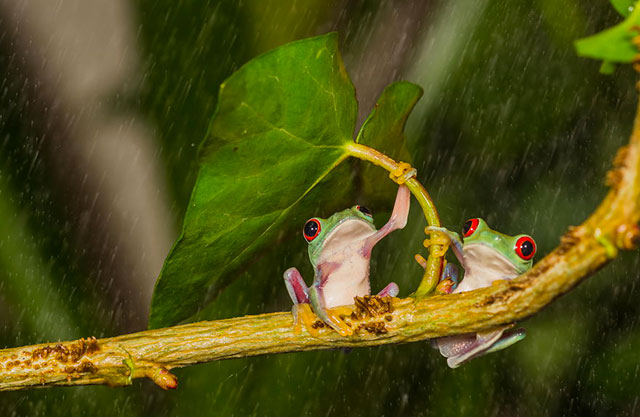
[
  {"x1": 605, "y1": 145, "x2": 630, "y2": 189},
  {"x1": 615, "y1": 223, "x2": 640, "y2": 250},
  {"x1": 146, "y1": 366, "x2": 178, "y2": 390}
]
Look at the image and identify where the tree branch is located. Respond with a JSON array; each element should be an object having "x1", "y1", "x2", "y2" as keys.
[{"x1": 2, "y1": 98, "x2": 640, "y2": 392}]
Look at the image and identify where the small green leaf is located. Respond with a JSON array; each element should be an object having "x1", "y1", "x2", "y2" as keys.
[
  {"x1": 610, "y1": 0, "x2": 635, "y2": 17},
  {"x1": 575, "y1": 3, "x2": 640, "y2": 63},
  {"x1": 600, "y1": 60, "x2": 617, "y2": 74},
  {"x1": 356, "y1": 82, "x2": 423, "y2": 206},
  {"x1": 149, "y1": 33, "x2": 357, "y2": 328}
]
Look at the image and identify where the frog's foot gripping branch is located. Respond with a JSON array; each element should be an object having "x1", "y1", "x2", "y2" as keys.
[
  {"x1": 389, "y1": 161, "x2": 417, "y2": 185},
  {"x1": 415, "y1": 255, "x2": 459, "y2": 294},
  {"x1": 421, "y1": 227, "x2": 450, "y2": 258},
  {"x1": 415, "y1": 226, "x2": 464, "y2": 294},
  {"x1": 284, "y1": 268, "x2": 322, "y2": 336},
  {"x1": 289, "y1": 284, "x2": 401, "y2": 338},
  {"x1": 283, "y1": 268, "x2": 401, "y2": 337},
  {"x1": 283, "y1": 267, "x2": 353, "y2": 337}
]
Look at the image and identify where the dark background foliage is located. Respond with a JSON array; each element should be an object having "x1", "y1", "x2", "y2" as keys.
[{"x1": 0, "y1": 0, "x2": 638, "y2": 415}]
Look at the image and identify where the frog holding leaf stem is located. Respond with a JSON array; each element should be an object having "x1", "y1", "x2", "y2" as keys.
[
  {"x1": 421, "y1": 218, "x2": 537, "y2": 368},
  {"x1": 283, "y1": 185, "x2": 410, "y2": 336}
]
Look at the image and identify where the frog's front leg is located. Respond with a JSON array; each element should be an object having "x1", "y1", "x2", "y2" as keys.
[
  {"x1": 424, "y1": 226, "x2": 466, "y2": 268},
  {"x1": 362, "y1": 185, "x2": 410, "y2": 257},
  {"x1": 283, "y1": 268, "x2": 319, "y2": 335},
  {"x1": 284, "y1": 267, "x2": 309, "y2": 304}
]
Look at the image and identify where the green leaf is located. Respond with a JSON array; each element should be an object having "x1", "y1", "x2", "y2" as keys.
[
  {"x1": 149, "y1": 33, "x2": 357, "y2": 328},
  {"x1": 600, "y1": 60, "x2": 617, "y2": 74},
  {"x1": 610, "y1": 0, "x2": 635, "y2": 17},
  {"x1": 356, "y1": 82, "x2": 423, "y2": 206},
  {"x1": 575, "y1": 3, "x2": 640, "y2": 63}
]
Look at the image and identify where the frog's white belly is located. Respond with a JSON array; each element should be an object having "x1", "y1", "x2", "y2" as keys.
[
  {"x1": 316, "y1": 218, "x2": 375, "y2": 308},
  {"x1": 319, "y1": 248, "x2": 371, "y2": 308},
  {"x1": 454, "y1": 244, "x2": 521, "y2": 293}
]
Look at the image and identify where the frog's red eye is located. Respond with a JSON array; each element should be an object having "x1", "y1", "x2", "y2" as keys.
[
  {"x1": 462, "y1": 218, "x2": 479, "y2": 238},
  {"x1": 515, "y1": 236, "x2": 536, "y2": 260},
  {"x1": 356, "y1": 205, "x2": 373, "y2": 218},
  {"x1": 303, "y1": 219, "x2": 321, "y2": 242}
]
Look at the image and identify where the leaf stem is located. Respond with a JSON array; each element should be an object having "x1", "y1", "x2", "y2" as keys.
[{"x1": 345, "y1": 142, "x2": 443, "y2": 296}]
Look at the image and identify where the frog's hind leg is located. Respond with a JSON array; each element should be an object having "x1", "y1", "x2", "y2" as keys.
[
  {"x1": 437, "y1": 327, "x2": 525, "y2": 368},
  {"x1": 377, "y1": 282, "x2": 399, "y2": 297},
  {"x1": 437, "y1": 330, "x2": 503, "y2": 368},
  {"x1": 308, "y1": 286, "x2": 353, "y2": 337},
  {"x1": 484, "y1": 328, "x2": 526, "y2": 354}
]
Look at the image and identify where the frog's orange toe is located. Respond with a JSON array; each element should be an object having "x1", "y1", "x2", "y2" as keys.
[
  {"x1": 325, "y1": 308, "x2": 354, "y2": 337},
  {"x1": 389, "y1": 162, "x2": 417, "y2": 185},
  {"x1": 292, "y1": 304, "x2": 322, "y2": 337},
  {"x1": 414, "y1": 254, "x2": 428, "y2": 270}
]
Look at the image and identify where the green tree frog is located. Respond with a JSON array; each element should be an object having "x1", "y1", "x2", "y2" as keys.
[
  {"x1": 284, "y1": 185, "x2": 410, "y2": 336},
  {"x1": 427, "y1": 218, "x2": 536, "y2": 368}
]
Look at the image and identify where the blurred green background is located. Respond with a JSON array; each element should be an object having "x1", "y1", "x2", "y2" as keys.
[{"x1": 0, "y1": 0, "x2": 639, "y2": 415}]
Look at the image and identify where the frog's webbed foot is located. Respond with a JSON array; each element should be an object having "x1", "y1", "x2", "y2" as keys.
[
  {"x1": 436, "y1": 327, "x2": 526, "y2": 368},
  {"x1": 415, "y1": 254, "x2": 459, "y2": 294},
  {"x1": 414, "y1": 254, "x2": 428, "y2": 270},
  {"x1": 321, "y1": 308, "x2": 354, "y2": 337},
  {"x1": 415, "y1": 227, "x2": 450, "y2": 274},
  {"x1": 417, "y1": 226, "x2": 467, "y2": 275},
  {"x1": 435, "y1": 263, "x2": 459, "y2": 294},
  {"x1": 291, "y1": 303, "x2": 321, "y2": 336},
  {"x1": 389, "y1": 161, "x2": 417, "y2": 185},
  {"x1": 422, "y1": 226, "x2": 450, "y2": 257},
  {"x1": 309, "y1": 287, "x2": 354, "y2": 337}
]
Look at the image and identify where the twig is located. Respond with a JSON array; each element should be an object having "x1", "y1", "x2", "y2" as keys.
[{"x1": 345, "y1": 142, "x2": 444, "y2": 295}]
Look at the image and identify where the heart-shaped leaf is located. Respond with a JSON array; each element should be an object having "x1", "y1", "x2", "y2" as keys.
[
  {"x1": 149, "y1": 33, "x2": 425, "y2": 329},
  {"x1": 356, "y1": 82, "x2": 423, "y2": 206},
  {"x1": 149, "y1": 33, "x2": 357, "y2": 328}
]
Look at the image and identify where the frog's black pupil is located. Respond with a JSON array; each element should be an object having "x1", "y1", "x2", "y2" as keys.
[
  {"x1": 358, "y1": 206, "x2": 372, "y2": 217},
  {"x1": 462, "y1": 220, "x2": 472, "y2": 236},
  {"x1": 520, "y1": 240, "x2": 534, "y2": 256},
  {"x1": 304, "y1": 220, "x2": 318, "y2": 238}
]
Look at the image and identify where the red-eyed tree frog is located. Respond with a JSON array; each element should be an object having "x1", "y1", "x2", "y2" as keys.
[
  {"x1": 426, "y1": 218, "x2": 536, "y2": 368},
  {"x1": 283, "y1": 185, "x2": 410, "y2": 336}
]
